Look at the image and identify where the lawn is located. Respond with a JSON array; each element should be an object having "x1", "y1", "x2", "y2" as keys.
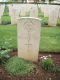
[
  {"x1": 0, "y1": 24, "x2": 60, "y2": 52},
  {"x1": 40, "y1": 26, "x2": 60, "y2": 52},
  {"x1": 0, "y1": 24, "x2": 17, "y2": 49}
]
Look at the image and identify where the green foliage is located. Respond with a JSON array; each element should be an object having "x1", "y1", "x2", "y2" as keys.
[
  {"x1": 5, "y1": 56, "x2": 36, "y2": 76},
  {"x1": 38, "y1": 8, "x2": 48, "y2": 26},
  {"x1": 41, "y1": 58, "x2": 60, "y2": 72},
  {"x1": 57, "y1": 18, "x2": 60, "y2": 26},
  {"x1": 38, "y1": 8, "x2": 60, "y2": 26},
  {"x1": 1, "y1": 16, "x2": 11, "y2": 25},
  {"x1": 0, "y1": 49, "x2": 11, "y2": 64},
  {"x1": 41, "y1": 58, "x2": 54, "y2": 71},
  {"x1": 1, "y1": 5, "x2": 11, "y2": 25},
  {"x1": 38, "y1": 7, "x2": 44, "y2": 18},
  {"x1": 38, "y1": 6, "x2": 44, "y2": 18},
  {"x1": 0, "y1": 25, "x2": 60, "y2": 52},
  {"x1": 38, "y1": 11, "x2": 44, "y2": 18},
  {"x1": 41, "y1": 17, "x2": 48, "y2": 25},
  {"x1": 0, "y1": 25, "x2": 17, "y2": 49},
  {"x1": 52, "y1": 65, "x2": 60, "y2": 72},
  {"x1": 40, "y1": 27, "x2": 60, "y2": 52}
]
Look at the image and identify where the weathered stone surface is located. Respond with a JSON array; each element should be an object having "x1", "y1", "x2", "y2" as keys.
[
  {"x1": 30, "y1": 5, "x2": 38, "y2": 17},
  {"x1": 48, "y1": 6, "x2": 59, "y2": 26},
  {"x1": 17, "y1": 17, "x2": 41, "y2": 62}
]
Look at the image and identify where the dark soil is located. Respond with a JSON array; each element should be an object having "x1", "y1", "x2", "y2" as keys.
[{"x1": 0, "y1": 51, "x2": 60, "y2": 80}]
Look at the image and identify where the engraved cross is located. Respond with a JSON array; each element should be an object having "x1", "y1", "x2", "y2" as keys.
[{"x1": 24, "y1": 20, "x2": 33, "y2": 51}]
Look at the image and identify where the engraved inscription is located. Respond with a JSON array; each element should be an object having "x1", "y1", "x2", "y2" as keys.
[
  {"x1": 24, "y1": 20, "x2": 33, "y2": 51},
  {"x1": 17, "y1": 17, "x2": 41, "y2": 61}
]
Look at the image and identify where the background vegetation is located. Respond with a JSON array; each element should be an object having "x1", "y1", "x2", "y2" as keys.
[
  {"x1": 0, "y1": 25, "x2": 60, "y2": 52},
  {"x1": 1, "y1": 5, "x2": 11, "y2": 25}
]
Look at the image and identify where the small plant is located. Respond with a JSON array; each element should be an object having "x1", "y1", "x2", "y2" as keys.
[
  {"x1": 41, "y1": 58, "x2": 54, "y2": 71},
  {"x1": 41, "y1": 17, "x2": 48, "y2": 25},
  {"x1": 1, "y1": 16, "x2": 11, "y2": 25},
  {"x1": 0, "y1": 49, "x2": 11, "y2": 64},
  {"x1": 41, "y1": 55, "x2": 60, "y2": 72},
  {"x1": 5, "y1": 56, "x2": 36, "y2": 76}
]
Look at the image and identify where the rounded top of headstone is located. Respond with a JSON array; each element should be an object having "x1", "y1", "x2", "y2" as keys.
[{"x1": 18, "y1": 17, "x2": 42, "y2": 21}]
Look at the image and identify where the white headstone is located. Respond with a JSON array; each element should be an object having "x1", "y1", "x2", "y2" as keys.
[
  {"x1": 30, "y1": 5, "x2": 38, "y2": 17},
  {"x1": 9, "y1": 4, "x2": 18, "y2": 24},
  {"x1": 17, "y1": 17, "x2": 41, "y2": 62},
  {"x1": 43, "y1": 5, "x2": 50, "y2": 17},
  {"x1": 45, "y1": 0, "x2": 49, "y2": 3},
  {"x1": 0, "y1": 4, "x2": 5, "y2": 16},
  {"x1": 40, "y1": 4, "x2": 45, "y2": 13},
  {"x1": 8, "y1": 4, "x2": 38, "y2": 24},
  {"x1": 48, "y1": 6, "x2": 59, "y2": 26},
  {"x1": 11, "y1": 8, "x2": 16, "y2": 24}
]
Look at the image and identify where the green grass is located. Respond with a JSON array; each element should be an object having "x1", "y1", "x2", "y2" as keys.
[
  {"x1": 0, "y1": 25, "x2": 60, "y2": 52},
  {"x1": 5, "y1": 56, "x2": 36, "y2": 76},
  {"x1": 40, "y1": 26, "x2": 60, "y2": 52},
  {"x1": 0, "y1": 25, "x2": 17, "y2": 49}
]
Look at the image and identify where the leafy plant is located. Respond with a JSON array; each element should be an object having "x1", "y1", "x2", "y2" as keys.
[
  {"x1": 41, "y1": 58, "x2": 54, "y2": 71},
  {"x1": 41, "y1": 58, "x2": 60, "y2": 72},
  {"x1": 41, "y1": 17, "x2": 48, "y2": 25},
  {"x1": 1, "y1": 16, "x2": 11, "y2": 25},
  {"x1": 5, "y1": 56, "x2": 36, "y2": 76},
  {"x1": 0, "y1": 49, "x2": 11, "y2": 64}
]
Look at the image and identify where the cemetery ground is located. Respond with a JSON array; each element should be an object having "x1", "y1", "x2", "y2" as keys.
[{"x1": 0, "y1": 24, "x2": 60, "y2": 80}]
